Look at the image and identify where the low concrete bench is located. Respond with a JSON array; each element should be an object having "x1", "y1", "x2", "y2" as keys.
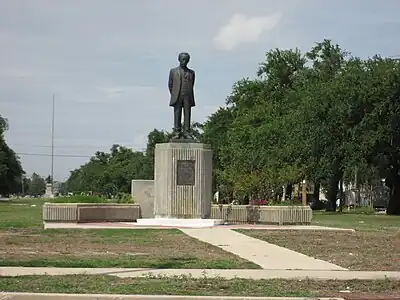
[
  {"x1": 77, "y1": 205, "x2": 140, "y2": 223},
  {"x1": 211, "y1": 205, "x2": 312, "y2": 225},
  {"x1": 43, "y1": 203, "x2": 140, "y2": 223}
]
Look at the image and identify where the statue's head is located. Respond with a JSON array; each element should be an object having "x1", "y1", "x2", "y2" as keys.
[{"x1": 178, "y1": 52, "x2": 190, "y2": 67}]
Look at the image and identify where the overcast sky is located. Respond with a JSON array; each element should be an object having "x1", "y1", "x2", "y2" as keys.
[{"x1": 1, "y1": 0, "x2": 399, "y2": 181}]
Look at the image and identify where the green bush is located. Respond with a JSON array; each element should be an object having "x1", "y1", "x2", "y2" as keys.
[
  {"x1": 115, "y1": 193, "x2": 134, "y2": 203},
  {"x1": 343, "y1": 206, "x2": 376, "y2": 215},
  {"x1": 268, "y1": 199, "x2": 302, "y2": 206},
  {"x1": 50, "y1": 195, "x2": 109, "y2": 203}
]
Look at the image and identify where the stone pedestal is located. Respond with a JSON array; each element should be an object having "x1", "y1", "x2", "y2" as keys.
[
  {"x1": 44, "y1": 183, "x2": 54, "y2": 198},
  {"x1": 153, "y1": 142, "x2": 212, "y2": 219}
]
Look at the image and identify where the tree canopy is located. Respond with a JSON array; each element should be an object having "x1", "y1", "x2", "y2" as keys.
[{"x1": 0, "y1": 115, "x2": 24, "y2": 196}]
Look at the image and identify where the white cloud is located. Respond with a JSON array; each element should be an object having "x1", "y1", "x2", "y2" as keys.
[{"x1": 213, "y1": 12, "x2": 282, "y2": 51}]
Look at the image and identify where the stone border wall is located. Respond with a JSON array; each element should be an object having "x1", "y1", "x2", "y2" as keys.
[
  {"x1": 43, "y1": 203, "x2": 79, "y2": 222},
  {"x1": 43, "y1": 202, "x2": 311, "y2": 225},
  {"x1": 43, "y1": 203, "x2": 141, "y2": 223},
  {"x1": 211, "y1": 205, "x2": 312, "y2": 225}
]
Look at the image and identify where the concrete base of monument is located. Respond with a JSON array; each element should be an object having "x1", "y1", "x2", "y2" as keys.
[{"x1": 136, "y1": 217, "x2": 225, "y2": 228}]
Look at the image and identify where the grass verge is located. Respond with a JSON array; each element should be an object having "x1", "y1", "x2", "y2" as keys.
[
  {"x1": 312, "y1": 211, "x2": 400, "y2": 231},
  {"x1": 0, "y1": 275, "x2": 399, "y2": 297}
]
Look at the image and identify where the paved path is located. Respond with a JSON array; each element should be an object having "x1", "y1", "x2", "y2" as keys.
[
  {"x1": 44, "y1": 222, "x2": 355, "y2": 232},
  {"x1": 1, "y1": 267, "x2": 400, "y2": 280},
  {"x1": 181, "y1": 228, "x2": 346, "y2": 270}
]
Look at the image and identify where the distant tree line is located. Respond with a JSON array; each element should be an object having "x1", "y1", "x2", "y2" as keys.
[{"x1": 65, "y1": 126, "x2": 203, "y2": 197}]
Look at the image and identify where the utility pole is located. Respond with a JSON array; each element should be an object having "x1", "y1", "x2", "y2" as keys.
[{"x1": 51, "y1": 94, "x2": 55, "y2": 195}]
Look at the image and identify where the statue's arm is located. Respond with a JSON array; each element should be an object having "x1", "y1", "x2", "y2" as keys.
[
  {"x1": 168, "y1": 69, "x2": 173, "y2": 94},
  {"x1": 192, "y1": 70, "x2": 195, "y2": 86}
]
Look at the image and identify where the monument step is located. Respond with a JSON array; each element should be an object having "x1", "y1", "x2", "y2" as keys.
[{"x1": 136, "y1": 218, "x2": 224, "y2": 228}]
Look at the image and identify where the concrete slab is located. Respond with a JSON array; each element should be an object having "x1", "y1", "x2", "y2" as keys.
[
  {"x1": 43, "y1": 222, "x2": 355, "y2": 232},
  {"x1": 0, "y1": 293, "x2": 345, "y2": 300},
  {"x1": 180, "y1": 228, "x2": 347, "y2": 270},
  {"x1": 1, "y1": 267, "x2": 400, "y2": 280},
  {"x1": 136, "y1": 218, "x2": 224, "y2": 228}
]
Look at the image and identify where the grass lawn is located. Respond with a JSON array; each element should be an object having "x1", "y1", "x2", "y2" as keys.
[
  {"x1": 312, "y1": 211, "x2": 400, "y2": 231},
  {"x1": 238, "y1": 212, "x2": 400, "y2": 271},
  {"x1": 0, "y1": 275, "x2": 399, "y2": 297},
  {"x1": 0, "y1": 199, "x2": 258, "y2": 269}
]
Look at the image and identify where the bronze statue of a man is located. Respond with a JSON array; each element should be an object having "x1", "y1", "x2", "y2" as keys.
[{"x1": 168, "y1": 52, "x2": 195, "y2": 139}]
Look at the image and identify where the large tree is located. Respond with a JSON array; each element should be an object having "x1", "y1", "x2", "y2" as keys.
[
  {"x1": 0, "y1": 115, "x2": 24, "y2": 196},
  {"x1": 346, "y1": 56, "x2": 400, "y2": 214}
]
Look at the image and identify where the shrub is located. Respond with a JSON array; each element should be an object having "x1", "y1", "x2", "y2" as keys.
[
  {"x1": 50, "y1": 195, "x2": 108, "y2": 203},
  {"x1": 115, "y1": 193, "x2": 134, "y2": 203}
]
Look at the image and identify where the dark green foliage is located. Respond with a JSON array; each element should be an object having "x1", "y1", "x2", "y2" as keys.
[
  {"x1": 0, "y1": 115, "x2": 24, "y2": 196},
  {"x1": 28, "y1": 173, "x2": 46, "y2": 196},
  {"x1": 51, "y1": 195, "x2": 108, "y2": 203},
  {"x1": 66, "y1": 130, "x2": 171, "y2": 196}
]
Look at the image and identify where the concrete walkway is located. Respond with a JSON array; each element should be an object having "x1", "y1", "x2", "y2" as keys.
[
  {"x1": 181, "y1": 228, "x2": 346, "y2": 270},
  {"x1": 1, "y1": 267, "x2": 400, "y2": 280},
  {"x1": 0, "y1": 293, "x2": 344, "y2": 300}
]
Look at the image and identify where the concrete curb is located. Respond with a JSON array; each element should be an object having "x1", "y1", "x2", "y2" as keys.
[
  {"x1": 1, "y1": 267, "x2": 400, "y2": 280},
  {"x1": 0, "y1": 293, "x2": 345, "y2": 300},
  {"x1": 43, "y1": 222, "x2": 356, "y2": 232}
]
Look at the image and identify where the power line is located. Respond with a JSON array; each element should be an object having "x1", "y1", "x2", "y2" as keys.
[
  {"x1": 16, "y1": 152, "x2": 92, "y2": 158},
  {"x1": 10, "y1": 144, "x2": 146, "y2": 150},
  {"x1": 16, "y1": 148, "x2": 147, "y2": 158}
]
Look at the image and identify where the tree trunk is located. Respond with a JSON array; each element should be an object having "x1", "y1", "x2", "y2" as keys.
[
  {"x1": 313, "y1": 181, "x2": 321, "y2": 204},
  {"x1": 326, "y1": 173, "x2": 342, "y2": 211},
  {"x1": 339, "y1": 178, "x2": 344, "y2": 212},
  {"x1": 387, "y1": 175, "x2": 400, "y2": 215},
  {"x1": 286, "y1": 184, "x2": 293, "y2": 200}
]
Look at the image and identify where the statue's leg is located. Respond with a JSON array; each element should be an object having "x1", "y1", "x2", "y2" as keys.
[
  {"x1": 173, "y1": 99, "x2": 183, "y2": 136},
  {"x1": 183, "y1": 97, "x2": 191, "y2": 137}
]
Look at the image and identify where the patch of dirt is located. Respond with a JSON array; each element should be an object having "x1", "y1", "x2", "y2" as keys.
[
  {"x1": 0, "y1": 229, "x2": 236, "y2": 261},
  {"x1": 239, "y1": 229, "x2": 400, "y2": 271}
]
